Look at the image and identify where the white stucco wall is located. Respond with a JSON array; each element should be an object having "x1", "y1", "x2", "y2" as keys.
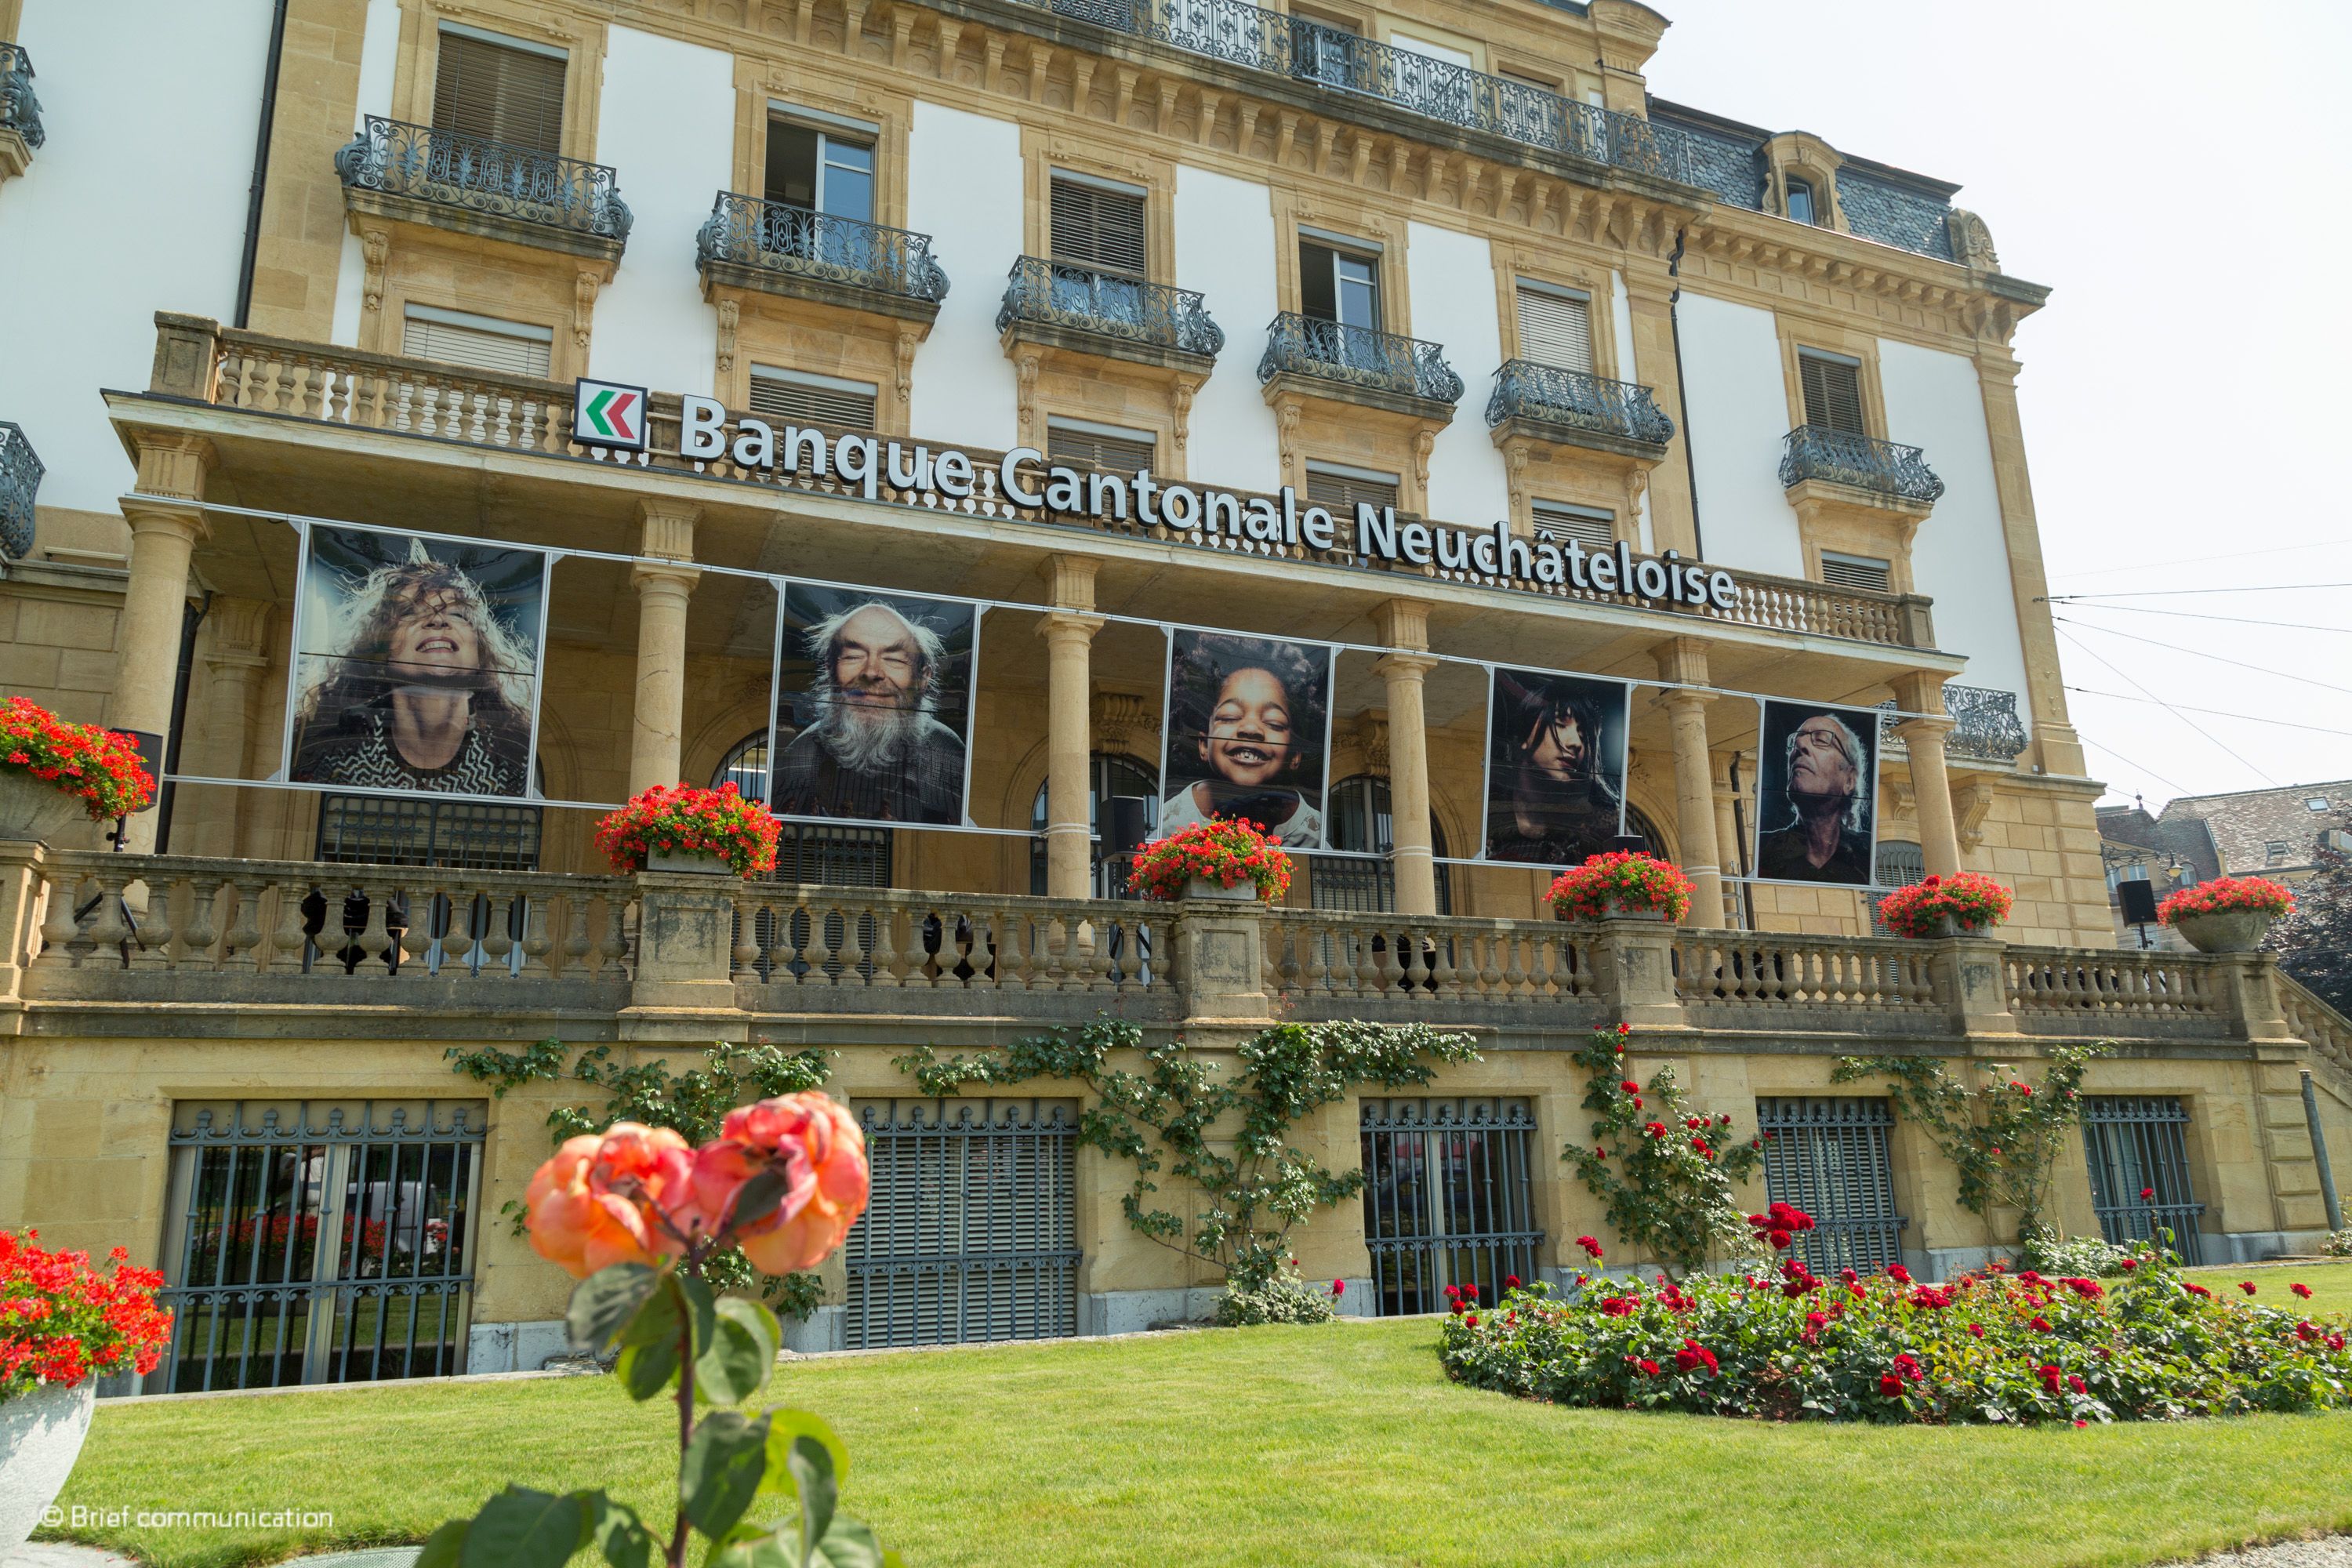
[
  {"x1": 328, "y1": 0, "x2": 402, "y2": 349},
  {"x1": 0, "y1": 1, "x2": 272, "y2": 515},
  {"x1": 1405, "y1": 221, "x2": 1508, "y2": 526},
  {"x1": 584, "y1": 25, "x2": 731, "y2": 397},
  {"x1": 906, "y1": 100, "x2": 1022, "y2": 452},
  {"x1": 1675, "y1": 290, "x2": 1804, "y2": 579},
  {"x1": 1877, "y1": 337, "x2": 2030, "y2": 710},
  {"x1": 1172, "y1": 164, "x2": 1279, "y2": 490},
  {"x1": 1609, "y1": 269, "x2": 1650, "y2": 549}
]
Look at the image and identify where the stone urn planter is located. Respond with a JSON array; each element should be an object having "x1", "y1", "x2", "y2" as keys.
[
  {"x1": 0, "y1": 1381, "x2": 96, "y2": 1554},
  {"x1": 648, "y1": 847, "x2": 732, "y2": 874},
  {"x1": 2170, "y1": 909, "x2": 2274, "y2": 954},
  {"x1": 1183, "y1": 877, "x2": 1258, "y2": 902},
  {"x1": 0, "y1": 768, "x2": 85, "y2": 846}
]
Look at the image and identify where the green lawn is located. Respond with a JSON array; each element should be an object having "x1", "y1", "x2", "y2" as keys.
[
  {"x1": 2183, "y1": 1257, "x2": 2352, "y2": 1315},
  {"x1": 53, "y1": 1272, "x2": 2352, "y2": 1568}
]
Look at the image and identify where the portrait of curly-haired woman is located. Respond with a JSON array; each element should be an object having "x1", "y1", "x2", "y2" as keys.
[
  {"x1": 1481, "y1": 667, "x2": 1628, "y2": 867},
  {"x1": 289, "y1": 528, "x2": 543, "y2": 797},
  {"x1": 1156, "y1": 630, "x2": 1332, "y2": 848}
]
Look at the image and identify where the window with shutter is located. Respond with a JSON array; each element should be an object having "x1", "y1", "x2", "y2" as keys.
[
  {"x1": 400, "y1": 306, "x2": 554, "y2": 378},
  {"x1": 1305, "y1": 463, "x2": 1399, "y2": 516},
  {"x1": 1530, "y1": 499, "x2": 1614, "y2": 552},
  {"x1": 1049, "y1": 176, "x2": 1149, "y2": 278},
  {"x1": 1515, "y1": 284, "x2": 1593, "y2": 372},
  {"x1": 1046, "y1": 421, "x2": 1156, "y2": 474},
  {"x1": 1798, "y1": 351, "x2": 1865, "y2": 433},
  {"x1": 1819, "y1": 551, "x2": 1893, "y2": 593},
  {"x1": 748, "y1": 366, "x2": 878, "y2": 432},
  {"x1": 430, "y1": 27, "x2": 567, "y2": 154}
]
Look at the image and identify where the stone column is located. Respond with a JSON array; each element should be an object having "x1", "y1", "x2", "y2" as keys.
[
  {"x1": 113, "y1": 436, "x2": 213, "y2": 855},
  {"x1": 1897, "y1": 715, "x2": 1962, "y2": 880},
  {"x1": 1039, "y1": 555, "x2": 1101, "y2": 901},
  {"x1": 1373, "y1": 597, "x2": 1440, "y2": 918},
  {"x1": 1651, "y1": 637, "x2": 1722, "y2": 926},
  {"x1": 626, "y1": 501, "x2": 700, "y2": 798},
  {"x1": 183, "y1": 597, "x2": 274, "y2": 859}
]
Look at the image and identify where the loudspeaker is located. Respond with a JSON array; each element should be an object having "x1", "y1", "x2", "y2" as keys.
[
  {"x1": 1103, "y1": 795, "x2": 1152, "y2": 857},
  {"x1": 2116, "y1": 878, "x2": 2159, "y2": 927}
]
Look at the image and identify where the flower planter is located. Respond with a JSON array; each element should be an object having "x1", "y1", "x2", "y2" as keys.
[
  {"x1": 1183, "y1": 877, "x2": 1258, "y2": 902},
  {"x1": 1920, "y1": 913, "x2": 1997, "y2": 940},
  {"x1": 1566, "y1": 904, "x2": 1666, "y2": 924},
  {"x1": 0, "y1": 768, "x2": 87, "y2": 846},
  {"x1": 648, "y1": 848, "x2": 732, "y2": 875},
  {"x1": 2170, "y1": 909, "x2": 2274, "y2": 954},
  {"x1": 0, "y1": 1381, "x2": 95, "y2": 1554}
]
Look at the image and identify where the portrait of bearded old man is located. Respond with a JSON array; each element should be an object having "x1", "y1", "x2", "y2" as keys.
[
  {"x1": 772, "y1": 596, "x2": 971, "y2": 826},
  {"x1": 1755, "y1": 705, "x2": 1876, "y2": 885}
]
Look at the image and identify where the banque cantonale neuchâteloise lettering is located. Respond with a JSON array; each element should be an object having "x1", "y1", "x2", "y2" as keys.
[{"x1": 677, "y1": 394, "x2": 1744, "y2": 612}]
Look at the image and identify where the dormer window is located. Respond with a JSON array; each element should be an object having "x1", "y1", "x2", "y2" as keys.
[{"x1": 1785, "y1": 177, "x2": 1818, "y2": 227}]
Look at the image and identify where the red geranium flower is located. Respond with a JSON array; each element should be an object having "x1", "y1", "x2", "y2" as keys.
[{"x1": 2292, "y1": 1283, "x2": 2314, "y2": 1299}]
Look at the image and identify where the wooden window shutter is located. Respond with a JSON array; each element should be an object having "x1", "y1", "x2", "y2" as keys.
[
  {"x1": 1819, "y1": 551, "x2": 1893, "y2": 593},
  {"x1": 748, "y1": 367, "x2": 878, "y2": 432},
  {"x1": 400, "y1": 307, "x2": 554, "y2": 378},
  {"x1": 1530, "y1": 499, "x2": 1614, "y2": 553},
  {"x1": 431, "y1": 30, "x2": 567, "y2": 154},
  {"x1": 1305, "y1": 466, "x2": 1399, "y2": 515},
  {"x1": 1049, "y1": 179, "x2": 1149, "y2": 277},
  {"x1": 1798, "y1": 354, "x2": 1865, "y2": 434},
  {"x1": 1515, "y1": 287, "x2": 1593, "y2": 372},
  {"x1": 1047, "y1": 423, "x2": 1156, "y2": 474}
]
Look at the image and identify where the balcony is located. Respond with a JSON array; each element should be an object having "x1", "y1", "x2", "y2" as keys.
[
  {"x1": 1778, "y1": 425, "x2": 1944, "y2": 507},
  {"x1": 1258, "y1": 312, "x2": 1462, "y2": 422},
  {"x1": 0, "y1": 42, "x2": 40, "y2": 180},
  {"x1": 996, "y1": 256, "x2": 1222, "y2": 374},
  {"x1": 1879, "y1": 685, "x2": 2030, "y2": 764},
  {"x1": 695, "y1": 194, "x2": 949, "y2": 325},
  {"x1": 0, "y1": 420, "x2": 40, "y2": 560},
  {"x1": 1485, "y1": 361, "x2": 1675, "y2": 459},
  {"x1": 333, "y1": 115, "x2": 631, "y2": 263}
]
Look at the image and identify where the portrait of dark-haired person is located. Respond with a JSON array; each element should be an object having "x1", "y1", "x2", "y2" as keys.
[
  {"x1": 1483, "y1": 669, "x2": 1627, "y2": 867},
  {"x1": 1755, "y1": 705, "x2": 1876, "y2": 885},
  {"x1": 773, "y1": 595, "x2": 969, "y2": 825},
  {"x1": 1158, "y1": 631, "x2": 1330, "y2": 848},
  {"x1": 289, "y1": 538, "x2": 538, "y2": 796}
]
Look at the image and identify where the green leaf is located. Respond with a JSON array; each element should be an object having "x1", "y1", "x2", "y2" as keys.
[
  {"x1": 809, "y1": 1512, "x2": 887, "y2": 1568},
  {"x1": 460, "y1": 1486, "x2": 590, "y2": 1568},
  {"x1": 786, "y1": 1434, "x2": 838, "y2": 1552},
  {"x1": 682, "y1": 1410, "x2": 773, "y2": 1542},
  {"x1": 757, "y1": 1409, "x2": 851, "y2": 1501},
  {"x1": 697, "y1": 1296, "x2": 782, "y2": 1406},
  {"x1": 414, "y1": 1519, "x2": 470, "y2": 1568},
  {"x1": 710, "y1": 1531, "x2": 803, "y2": 1568},
  {"x1": 567, "y1": 1264, "x2": 663, "y2": 1354},
  {"x1": 616, "y1": 1334, "x2": 681, "y2": 1403},
  {"x1": 589, "y1": 1493, "x2": 655, "y2": 1568},
  {"x1": 725, "y1": 1167, "x2": 796, "y2": 1235},
  {"x1": 678, "y1": 1272, "x2": 720, "y2": 1363},
  {"x1": 619, "y1": 1273, "x2": 684, "y2": 1350}
]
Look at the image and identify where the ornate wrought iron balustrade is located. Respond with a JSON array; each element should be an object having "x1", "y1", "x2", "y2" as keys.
[
  {"x1": 696, "y1": 194, "x2": 948, "y2": 304},
  {"x1": 0, "y1": 42, "x2": 42, "y2": 150},
  {"x1": 1485, "y1": 360, "x2": 1675, "y2": 448},
  {"x1": 0, "y1": 420, "x2": 42, "y2": 560},
  {"x1": 334, "y1": 116, "x2": 631, "y2": 244},
  {"x1": 1944, "y1": 684, "x2": 2029, "y2": 760},
  {"x1": 1259, "y1": 312, "x2": 1463, "y2": 405},
  {"x1": 996, "y1": 256, "x2": 1224, "y2": 358},
  {"x1": 1778, "y1": 424, "x2": 1944, "y2": 504}
]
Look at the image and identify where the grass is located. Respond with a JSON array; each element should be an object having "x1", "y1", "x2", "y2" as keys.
[
  {"x1": 2183, "y1": 1256, "x2": 2352, "y2": 1314},
  {"x1": 52, "y1": 1267, "x2": 2352, "y2": 1568}
]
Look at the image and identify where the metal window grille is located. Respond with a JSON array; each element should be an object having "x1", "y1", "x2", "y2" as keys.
[
  {"x1": 1868, "y1": 840, "x2": 1926, "y2": 936},
  {"x1": 1756, "y1": 1098, "x2": 1907, "y2": 1272},
  {"x1": 748, "y1": 366, "x2": 879, "y2": 434},
  {"x1": 1312, "y1": 774, "x2": 1451, "y2": 914},
  {"x1": 2082, "y1": 1097, "x2": 2205, "y2": 1265},
  {"x1": 1359, "y1": 1098, "x2": 1541, "y2": 1316},
  {"x1": 310, "y1": 796, "x2": 542, "y2": 975},
  {"x1": 1798, "y1": 352, "x2": 1865, "y2": 434},
  {"x1": 155, "y1": 1100, "x2": 484, "y2": 1394},
  {"x1": 844, "y1": 1100, "x2": 1080, "y2": 1348}
]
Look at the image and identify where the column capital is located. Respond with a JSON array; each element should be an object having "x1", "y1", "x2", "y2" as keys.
[
  {"x1": 1371, "y1": 650, "x2": 1440, "y2": 682},
  {"x1": 630, "y1": 559, "x2": 701, "y2": 598},
  {"x1": 128, "y1": 432, "x2": 215, "y2": 502},
  {"x1": 1892, "y1": 669, "x2": 1947, "y2": 716},
  {"x1": 1649, "y1": 634, "x2": 1710, "y2": 688},
  {"x1": 637, "y1": 498, "x2": 699, "y2": 562},
  {"x1": 1036, "y1": 610, "x2": 1104, "y2": 646},
  {"x1": 119, "y1": 495, "x2": 209, "y2": 546},
  {"x1": 1373, "y1": 595, "x2": 1434, "y2": 651},
  {"x1": 1040, "y1": 552, "x2": 1099, "y2": 612},
  {"x1": 1660, "y1": 685, "x2": 1714, "y2": 717},
  {"x1": 1893, "y1": 713, "x2": 1955, "y2": 746}
]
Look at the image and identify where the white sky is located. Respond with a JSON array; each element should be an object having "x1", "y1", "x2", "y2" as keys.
[{"x1": 1643, "y1": 1, "x2": 2352, "y2": 812}]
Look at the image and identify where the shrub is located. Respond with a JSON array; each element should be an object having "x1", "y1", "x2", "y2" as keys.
[
  {"x1": 1127, "y1": 817, "x2": 1293, "y2": 902},
  {"x1": 1546, "y1": 851, "x2": 1693, "y2": 923},
  {"x1": 1875, "y1": 872, "x2": 2014, "y2": 938},
  {"x1": 2021, "y1": 1229, "x2": 2133, "y2": 1278},
  {"x1": 0, "y1": 1229, "x2": 173, "y2": 1399},
  {"x1": 592, "y1": 781, "x2": 782, "y2": 877},
  {"x1": 0, "y1": 696, "x2": 154, "y2": 820},
  {"x1": 2326, "y1": 1225, "x2": 2352, "y2": 1259},
  {"x1": 1215, "y1": 1266, "x2": 1340, "y2": 1327},
  {"x1": 1438, "y1": 1236, "x2": 2352, "y2": 1425},
  {"x1": 2159, "y1": 875, "x2": 2296, "y2": 924}
]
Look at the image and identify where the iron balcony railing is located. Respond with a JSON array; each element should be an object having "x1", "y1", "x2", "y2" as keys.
[
  {"x1": 696, "y1": 193, "x2": 949, "y2": 305},
  {"x1": 1878, "y1": 685, "x2": 2030, "y2": 764},
  {"x1": 0, "y1": 420, "x2": 42, "y2": 560},
  {"x1": 333, "y1": 115, "x2": 631, "y2": 245},
  {"x1": 996, "y1": 256, "x2": 1224, "y2": 358},
  {"x1": 1259, "y1": 312, "x2": 1463, "y2": 406},
  {"x1": 0, "y1": 42, "x2": 41, "y2": 151},
  {"x1": 1778, "y1": 425, "x2": 1944, "y2": 505},
  {"x1": 1485, "y1": 361, "x2": 1675, "y2": 448}
]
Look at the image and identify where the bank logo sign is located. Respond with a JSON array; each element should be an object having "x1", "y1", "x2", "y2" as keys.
[{"x1": 573, "y1": 379, "x2": 648, "y2": 452}]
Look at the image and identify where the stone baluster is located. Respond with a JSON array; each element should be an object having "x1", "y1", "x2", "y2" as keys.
[
  {"x1": 89, "y1": 871, "x2": 133, "y2": 960},
  {"x1": 479, "y1": 889, "x2": 515, "y2": 975},
  {"x1": 224, "y1": 877, "x2": 264, "y2": 969},
  {"x1": 400, "y1": 885, "x2": 435, "y2": 975},
  {"x1": 521, "y1": 897, "x2": 554, "y2": 977},
  {"x1": 564, "y1": 891, "x2": 593, "y2": 976},
  {"x1": 182, "y1": 880, "x2": 225, "y2": 971},
  {"x1": 351, "y1": 884, "x2": 393, "y2": 978},
  {"x1": 601, "y1": 895, "x2": 632, "y2": 977},
  {"x1": 731, "y1": 892, "x2": 761, "y2": 979},
  {"x1": 35, "y1": 870, "x2": 84, "y2": 968}
]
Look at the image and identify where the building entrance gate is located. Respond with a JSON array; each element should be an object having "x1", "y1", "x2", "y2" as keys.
[
  {"x1": 1359, "y1": 1097, "x2": 1542, "y2": 1316},
  {"x1": 1755, "y1": 1097, "x2": 1907, "y2": 1273},
  {"x1": 844, "y1": 1099, "x2": 1081, "y2": 1348},
  {"x1": 156, "y1": 1100, "x2": 483, "y2": 1393}
]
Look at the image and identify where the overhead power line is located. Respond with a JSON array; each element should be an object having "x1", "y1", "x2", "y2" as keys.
[
  {"x1": 2064, "y1": 687, "x2": 2352, "y2": 739},
  {"x1": 2078, "y1": 733, "x2": 2191, "y2": 797},
  {"x1": 2045, "y1": 583, "x2": 2352, "y2": 601},
  {"x1": 2049, "y1": 537, "x2": 2351, "y2": 584},
  {"x1": 2055, "y1": 627, "x2": 2278, "y2": 787},
  {"x1": 2056, "y1": 602, "x2": 2352, "y2": 636},
  {"x1": 2052, "y1": 616, "x2": 2352, "y2": 698}
]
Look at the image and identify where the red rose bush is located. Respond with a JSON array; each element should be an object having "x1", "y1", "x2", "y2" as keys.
[
  {"x1": 1439, "y1": 1234, "x2": 2352, "y2": 1425},
  {"x1": 593, "y1": 781, "x2": 782, "y2": 878},
  {"x1": 0, "y1": 1230, "x2": 172, "y2": 1400},
  {"x1": 1546, "y1": 851, "x2": 1694, "y2": 924},
  {"x1": 2157, "y1": 875, "x2": 2296, "y2": 924},
  {"x1": 0, "y1": 696, "x2": 154, "y2": 820},
  {"x1": 1127, "y1": 816, "x2": 1293, "y2": 903},
  {"x1": 1875, "y1": 871, "x2": 2014, "y2": 938}
]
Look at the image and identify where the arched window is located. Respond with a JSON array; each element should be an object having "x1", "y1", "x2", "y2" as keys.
[
  {"x1": 1312, "y1": 775, "x2": 1452, "y2": 914},
  {"x1": 712, "y1": 730, "x2": 891, "y2": 886},
  {"x1": 1870, "y1": 839, "x2": 1926, "y2": 935},
  {"x1": 1029, "y1": 753, "x2": 1160, "y2": 898},
  {"x1": 1784, "y1": 176, "x2": 1818, "y2": 227}
]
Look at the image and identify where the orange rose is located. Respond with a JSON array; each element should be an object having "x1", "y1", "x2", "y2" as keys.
[
  {"x1": 699, "y1": 1094, "x2": 869, "y2": 1276},
  {"x1": 524, "y1": 1123, "x2": 700, "y2": 1279}
]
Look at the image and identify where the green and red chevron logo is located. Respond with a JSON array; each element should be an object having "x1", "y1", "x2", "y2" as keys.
[{"x1": 573, "y1": 378, "x2": 648, "y2": 452}]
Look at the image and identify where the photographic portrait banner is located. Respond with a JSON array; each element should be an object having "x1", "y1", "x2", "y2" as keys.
[
  {"x1": 1479, "y1": 667, "x2": 1631, "y2": 869},
  {"x1": 772, "y1": 583, "x2": 980, "y2": 828},
  {"x1": 285, "y1": 524, "x2": 548, "y2": 799},
  {"x1": 1156, "y1": 627, "x2": 1336, "y2": 851},
  {"x1": 1751, "y1": 698, "x2": 1883, "y2": 888}
]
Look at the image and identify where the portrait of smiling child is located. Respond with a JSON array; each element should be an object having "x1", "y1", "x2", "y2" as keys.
[{"x1": 1158, "y1": 630, "x2": 1331, "y2": 849}]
